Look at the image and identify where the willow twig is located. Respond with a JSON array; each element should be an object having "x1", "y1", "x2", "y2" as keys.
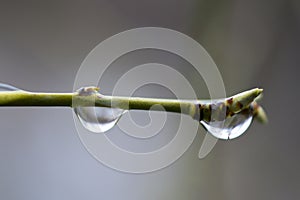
[{"x1": 0, "y1": 84, "x2": 267, "y2": 123}]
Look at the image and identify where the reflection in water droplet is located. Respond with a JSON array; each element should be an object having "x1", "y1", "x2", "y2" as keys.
[
  {"x1": 74, "y1": 106, "x2": 126, "y2": 133},
  {"x1": 201, "y1": 110, "x2": 253, "y2": 140}
]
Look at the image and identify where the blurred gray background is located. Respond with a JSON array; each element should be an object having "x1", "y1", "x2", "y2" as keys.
[{"x1": 0, "y1": 0, "x2": 299, "y2": 199}]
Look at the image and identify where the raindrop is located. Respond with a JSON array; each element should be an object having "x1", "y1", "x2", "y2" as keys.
[
  {"x1": 201, "y1": 107, "x2": 253, "y2": 140},
  {"x1": 0, "y1": 83, "x2": 21, "y2": 91},
  {"x1": 74, "y1": 87, "x2": 126, "y2": 133},
  {"x1": 74, "y1": 106, "x2": 126, "y2": 133}
]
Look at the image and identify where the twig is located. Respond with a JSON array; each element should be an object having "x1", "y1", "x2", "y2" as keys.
[{"x1": 0, "y1": 85, "x2": 267, "y2": 123}]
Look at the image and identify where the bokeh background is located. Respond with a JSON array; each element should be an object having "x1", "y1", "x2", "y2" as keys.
[{"x1": 0, "y1": 0, "x2": 299, "y2": 199}]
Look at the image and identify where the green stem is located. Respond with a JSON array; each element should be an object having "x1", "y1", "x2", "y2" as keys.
[
  {"x1": 0, "y1": 91, "x2": 73, "y2": 107},
  {"x1": 0, "y1": 87, "x2": 267, "y2": 123}
]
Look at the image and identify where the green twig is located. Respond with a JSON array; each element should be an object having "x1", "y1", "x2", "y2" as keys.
[{"x1": 0, "y1": 86, "x2": 267, "y2": 123}]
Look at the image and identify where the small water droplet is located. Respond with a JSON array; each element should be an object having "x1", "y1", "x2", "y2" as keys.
[
  {"x1": 74, "y1": 86, "x2": 126, "y2": 133},
  {"x1": 0, "y1": 83, "x2": 21, "y2": 91},
  {"x1": 201, "y1": 110, "x2": 253, "y2": 140},
  {"x1": 74, "y1": 106, "x2": 126, "y2": 133}
]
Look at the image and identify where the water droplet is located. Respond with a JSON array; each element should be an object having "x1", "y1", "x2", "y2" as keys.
[
  {"x1": 74, "y1": 106, "x2": 126, "y2": 133},
  {"x1": 201, "y1": 110, "x2": 253, "y2": 140},
  {"x1": 73, "y1": 86, "x2": 126, "y2": 133},
  {"x1": 0, "y1": 83, "x2": 21, "y2": 91}
]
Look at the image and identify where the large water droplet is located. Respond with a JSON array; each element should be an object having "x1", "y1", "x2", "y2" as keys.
[
  {"x1": 201, "y1": 110, "x2": 253, "y2": 140},
  {"x1": 74, "y1": 106, "x2": 126, "y2": 133},
  {"x1": 73, "y1": 87, "x2": 126, "y2": 133}
]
